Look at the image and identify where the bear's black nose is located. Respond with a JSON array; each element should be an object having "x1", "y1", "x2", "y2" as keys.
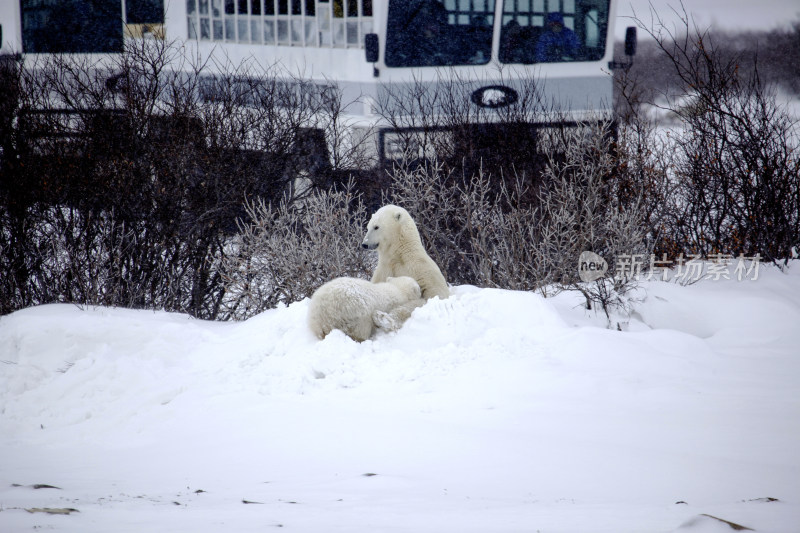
[{"x1": 361, "y1": 243, "x2": 369, "y2": 249}]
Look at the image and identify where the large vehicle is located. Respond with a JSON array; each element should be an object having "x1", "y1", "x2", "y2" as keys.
[{"x1": 0, "y1": 0, "x2": 635, "y2": 174}]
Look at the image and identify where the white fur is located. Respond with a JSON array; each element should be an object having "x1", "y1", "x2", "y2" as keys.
[
  {"x1": 307, "y1": 276, "x2": 421, "y2": 342},
  {"x1": 361, "y1": 204, "x2": 449, "y2": 301}
]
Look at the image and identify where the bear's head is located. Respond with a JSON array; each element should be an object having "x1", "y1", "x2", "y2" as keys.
[
  {"x1": 361, "y1": 204, "x2": 420, "y2": 252},
  {"x1": 387, "y1": 276, "x2": 422, "y2": 300}
]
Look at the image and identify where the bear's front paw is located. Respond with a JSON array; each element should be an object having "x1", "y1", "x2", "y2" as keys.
[{"x1": 373, "y1": 310, "x2": 400, "y2": 332}]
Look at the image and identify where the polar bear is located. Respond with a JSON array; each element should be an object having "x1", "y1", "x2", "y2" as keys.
[
  {"x1": 361, "y1": 205, "x2": 449, "y2": 329},
  {"x1": 361, "y1": 204, "x2": 449, "y2": 300},
  {"x1": 307, "y1": 276, "x2": 421, "y2": 342}
]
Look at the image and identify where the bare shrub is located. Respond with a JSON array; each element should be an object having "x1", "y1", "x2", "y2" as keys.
[
  {"x1": 0, "y1": 38, "x2": 371, "y2": 318},
  {"x1": 616, "y1": 16, "x2": 800, "y2": 105},
  {"x1": 631, "y1": 8, "x2": 800, "y2": 264},
  {"x1": 384, "y1": 121, "x2": 650, "y2": 316},
  {"x1": 542, "y1": 128, "x2": 651, "y2": 314},
  {"x1": 219, "y1": 182, "x2": 374, "y2": 320},
  {"x1": 383, "y1": 158, "x2": 491, "y2": 286}
]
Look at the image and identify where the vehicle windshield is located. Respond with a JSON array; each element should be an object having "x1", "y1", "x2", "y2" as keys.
[
  {"x1": 385, "y1": 0, "x2": 496, "y2": 67},
  {"x1": 500, "y1": 0, "x2": 609, "y2": 64},
  {"x1": 384, "y1": 0, "x2": 610, "y2": 67}
]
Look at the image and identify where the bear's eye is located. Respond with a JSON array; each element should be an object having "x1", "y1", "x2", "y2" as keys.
[{"x1": 373, "y1": 225, "x2": 379, "y2": 230}]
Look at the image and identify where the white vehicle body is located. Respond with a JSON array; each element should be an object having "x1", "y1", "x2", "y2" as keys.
[{"x1": 1, "y1": 0, "x2": 626, "y2": 169}]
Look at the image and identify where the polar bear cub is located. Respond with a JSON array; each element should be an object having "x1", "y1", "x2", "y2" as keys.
[{"x1": 307, "y1": 276, "x2": 421, "y2": 342}]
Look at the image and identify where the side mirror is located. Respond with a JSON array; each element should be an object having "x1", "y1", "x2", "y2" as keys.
[
  {"x1": 365, "y1": 33, "x2": 379, "y2": 63},
  {"x1": 624, "y1": 26, "x2": 637, "y2": 57}
]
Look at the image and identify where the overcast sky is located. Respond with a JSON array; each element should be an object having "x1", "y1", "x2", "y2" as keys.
[{"x1": 615, "y1": 0, "x2": 800, "y2": 39}]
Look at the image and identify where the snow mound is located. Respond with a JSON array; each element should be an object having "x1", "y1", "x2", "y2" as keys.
[{"x1": 0, "y1": 287, "x2": 567, "y2": 431}]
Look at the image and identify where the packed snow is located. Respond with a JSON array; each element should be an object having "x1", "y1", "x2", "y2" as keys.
[{"x1": 1, "y1": 265, "x2": 800, "y2": 532}]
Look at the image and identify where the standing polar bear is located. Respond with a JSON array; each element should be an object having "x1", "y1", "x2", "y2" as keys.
[
  {"x1": 362, "y1": 205, "x2": 449, "y2": 327},
  {"x1": 307, "y1": 276, "x2": 421, "y2": 342}
]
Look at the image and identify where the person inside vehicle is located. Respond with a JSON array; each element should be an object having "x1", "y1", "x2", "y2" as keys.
[
  {"x1": 409, "y1": 1, "x2": 457, "y2": 65},
  {"x1": 535, "y1": 12, "x2": 581, "y2": 62}
]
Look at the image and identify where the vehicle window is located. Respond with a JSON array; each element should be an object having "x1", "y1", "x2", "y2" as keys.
[
  {"x1": 385, "y1": 0, "x2": 496, "y2": 67},
  {"x1": 21, "y1": 0, "x2": 124, "y2": 53},
  {"x1": 499, "y1": 0, "x2": 609, "y2": 64},
  {"x1": 187, "y1": 0, "x2": 372, "y2": 47}
]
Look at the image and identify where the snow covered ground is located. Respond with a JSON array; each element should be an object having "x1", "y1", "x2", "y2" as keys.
[{"x1": 1, "y1": 265, "x2": 799, "y2": 532}]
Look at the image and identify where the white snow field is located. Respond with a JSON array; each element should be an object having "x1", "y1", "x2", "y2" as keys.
[{"x1": 1, "y1": 265, "x2": 799, "y2": 532}]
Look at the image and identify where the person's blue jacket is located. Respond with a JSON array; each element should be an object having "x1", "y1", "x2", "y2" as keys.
[{"x1": 535, "y1": 13, "x2": 581, "y2": 62}]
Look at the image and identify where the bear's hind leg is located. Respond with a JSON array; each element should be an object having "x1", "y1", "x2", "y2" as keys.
[{"x1": 340, "y1": 316, "x2": 374, "y2": 342}]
